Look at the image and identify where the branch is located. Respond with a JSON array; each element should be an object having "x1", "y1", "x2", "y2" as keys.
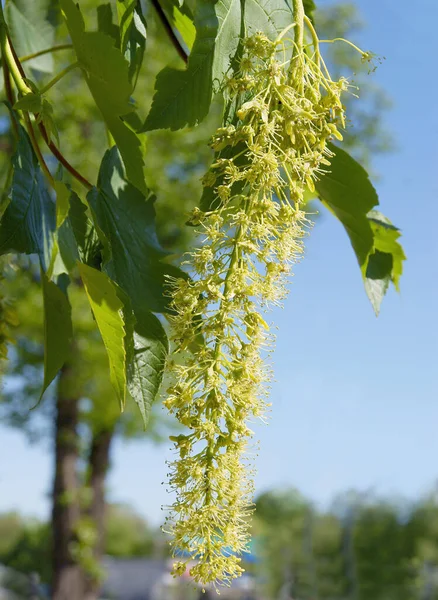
[
  {"x1": 38, "y1": 122, "x2": 92, "y2": 191},
  {"x1": 150, "y1": 0, "x2": 188, "y2": 64}
]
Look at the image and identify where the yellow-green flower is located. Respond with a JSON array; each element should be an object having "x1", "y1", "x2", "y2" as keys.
[{"x1": 164, "y1": 18, "x2": 355, "y2": 587}]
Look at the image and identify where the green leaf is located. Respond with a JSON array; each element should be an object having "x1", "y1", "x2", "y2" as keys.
[
  {"x1": 67, "y1": 191, "x2": 102, "y2": 268},
  {"x1": 87, "y1": 147, "x2": 184, "y2": 317},
  {"x1": 127, "y1": 314, "x2": 168, "y2": 429},
  {"x1": 5, "y1": 0, "x2": 55, "y2": 73},
  {"x1": 97, "y1": 3, "x2": 119, "y2": 43},
  {"x1": 142, "y1": 0, "x2": 241, "y2": 131},
  {"x1": 364, "y1": 210, "x2": 406, "y2": 315},
  {"x1": 13, "y1": 92, "x2": 42, "y2": 112},
  {"x1": 316, "y1": 144, "x2": 405, "y2": 314},
  {"x1": 244, "y1": 0, "x2": 294, "y2": 38},
  {"x1": 78, "y1": 263, "x2": 127, "y2": 409},
  {"x1": 54, "y1": 180, "x2": 70, "y2": 229},
  {"x1": 118, "y1": 286, "x2": 168, "y2": 429},
  {"x1": 60, "y1": 0, "x2": 147, "y2": 194},
  {"x1": 316, "y1": 143, "x2": 378, "y2": 269},
  {"x1": 40, "y1": 270, "x2": 73, "y2": 399},
  {"x1": 160, "y1": 0, "x2": 195, "y2": 49},
  {"x1": 0, "y1": 119, "x2": 55, "y2": 270},
  {"x1": 38, "y1": 98, "x2": 58, "y2": 144},
  {"x1": 68, "y1": 191, "x2": 89, "y2": 253},
  {"x1": 367, "y1": 210, "x2": 405, "y2": 289},
  {"x1": 116, "y1": 0, "x2": 147, "y2": 87},
  {"x1": 56, "y1": 219, "x2": 80, "y2": 274}
]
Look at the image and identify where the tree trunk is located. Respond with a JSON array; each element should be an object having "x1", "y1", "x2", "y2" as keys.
[
  {"x1": 83, "y1": 427, "x2": 114, "y2": 600},
  {"x1": 51, "y1": 362, "x2": 84, "y2": 600}
]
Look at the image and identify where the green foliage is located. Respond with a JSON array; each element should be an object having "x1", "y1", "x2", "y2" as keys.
[
  {"x1": 144, "y1": 0, "x2": 297, "y2": 131},
  {"x1": 316, "y1": 143, "x2": 378, "y2": 268},
  {"x1": 105, "y1": 504, "x2": 154, "y2": 557},
  {"x1": 316, "y1": 144, "x2": 405, "y2": 313},
  {"x1": 78, "y1": 262, "x2": 127, "y2": 409},
  {"x1": 0, "y1": 120, "x2": 55, "y2": 270},
  {"x1": 255, "y1": 490, "x2": 438, "y2": 600},
  {"x1": 244, "y1": 0, "x2": 295, "y2": 38},
  {"x1": 54, "y1": 180, "x2": 70, "y2": 229},
  {"x1": 160, "y1": 0, "x2": 196, "y2": 48},
  {"x1": 60, "y1": 0, "x2": 147, "y2": 193},
  {"x1": 127, "y1": 316, "x2": 168, "y2": 429},
  {"x1": 116, "y1": 0, "x2": 147, "y2": 87},
  {"x1": 0, "y1": 512, "x2": 23, "y2": 557},
  {"x1": 0, "y1": 504, "x2": 157, "y2": 582},
  {"x1": 365, "y1": 210, "x2": 406, "y2": 314},
  {"x1": 143, "y1": 0, "x2": 239, "y2": 131},
  {"x1": 40, "y1": 270, "x2": 72, "y2": 399},
  {"x1": 0, "y1": 515, "x2": 51, "y2": 583},
  {"x1": 353, "y1": 504, "x2": 414, "y2": 600},
  {"x1": 5, "y1": 0, "x2": 55, "y2": 73},
  {"x1": 0, "y1": 267, "x2": 172, "y2": 439},
  {"x1": 88, "y1": 147, "x2": 182, "y2": 315}
]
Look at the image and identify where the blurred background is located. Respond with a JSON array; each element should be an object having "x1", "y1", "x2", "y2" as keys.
[{"x1": 0, "y1": 0, "x2": 437, "y2": 598}]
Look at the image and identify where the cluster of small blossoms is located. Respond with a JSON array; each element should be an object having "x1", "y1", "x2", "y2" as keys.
[{"x1": 164, "y1": 27, "x2": 351, "y2": 587}]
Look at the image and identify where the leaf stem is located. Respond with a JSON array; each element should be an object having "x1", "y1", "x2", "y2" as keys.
[
  {"x1": 39, "y1": 62, "x2": 80, "y2": 95},
  {"x1": 303, "y1": 15, "x2": 320, "y2": 66},
  {"x1": 19, "y1": 44, "x2": 74, "y2": 63},
  {"x1": 38, "y1": 124, "x2": 93, "y2": 191},
  {"x1": 150, "y1": 0, "x2": 188, "y2": 64},
  {"x1": 318, "y1": 37, "x2": 370, "y2": 59}
]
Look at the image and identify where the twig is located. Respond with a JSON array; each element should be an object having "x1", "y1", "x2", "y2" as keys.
[
  {"x1": 39, "y1": 62, "x2": 80, "y2": 95},
  {"x1": 38, "y1": 122, "x2": 92, "y2": 191},
  {"x1": 19, "y1": 44, "x2": 74, "y2": 63}
]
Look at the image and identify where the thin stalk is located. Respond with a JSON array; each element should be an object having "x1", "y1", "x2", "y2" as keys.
[
  {"x1": 39, "y1": 123, "x2": 93, "y2": 191},
  {"x1": 303, "y1": 15, "x2": 320, "y2": 66},
  {"x1": 39, "y1": 62, "x2": 80, "y2": 95},
  {"x1": 19, "y1": 44, "x2": 73, "y2": 63},
  {"x1": 318, "y1": 37, "x2": 369, "y2": 57}
]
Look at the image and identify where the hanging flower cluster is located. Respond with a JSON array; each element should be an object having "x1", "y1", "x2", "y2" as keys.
[{"x1": 164, "y1": 19, "x2": 355, "y2": 587}]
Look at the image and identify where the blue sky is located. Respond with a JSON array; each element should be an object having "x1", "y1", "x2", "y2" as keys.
[{"x1": 1, "y1": 0, "x2": 437, "y2": 525}]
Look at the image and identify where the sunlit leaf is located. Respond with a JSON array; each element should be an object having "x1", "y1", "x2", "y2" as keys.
[
  {"x1": 60, "y1": 0, "x2": 147, "y2": 194},
  {"x1": 40, "y1": 270, "x2": 73, "y2": 400},
  {"x1": 78, "y1": 263, "x2": 127, "y2": 409}
]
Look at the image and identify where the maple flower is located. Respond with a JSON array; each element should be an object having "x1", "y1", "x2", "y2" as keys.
[{"x1": 164, "y1": 18, "x2": 355, "y2": 587}]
